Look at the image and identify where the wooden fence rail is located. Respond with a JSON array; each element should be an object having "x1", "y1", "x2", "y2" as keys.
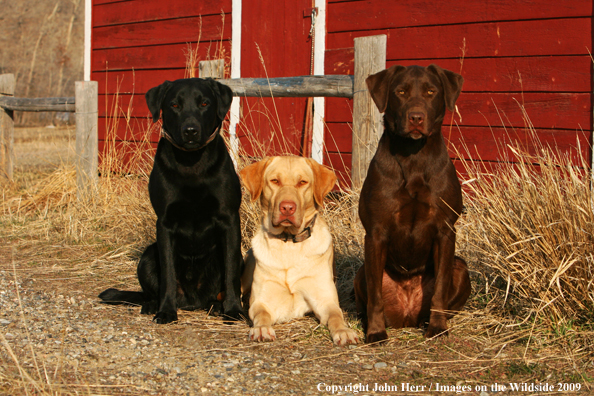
[
  {"x1": 0, "y1": 96, "x2": 75, "y2": 112},
  {"x1": 0, "y1": 33, "x2": 387, "y2": 194}
]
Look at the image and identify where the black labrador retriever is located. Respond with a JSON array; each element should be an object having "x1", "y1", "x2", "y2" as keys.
[
  {"x1": 354, "y1": 65, "x2": 471, "y2": 342},
  {"x1": 99, "y1": 78, "x2": 245, "y2": 324}
]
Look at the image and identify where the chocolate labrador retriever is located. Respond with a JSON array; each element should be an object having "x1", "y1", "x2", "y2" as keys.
[
  {"x1": 354, "y1": 65, "x2": 471, "y2": 343},
  {"x1": 99, "y1": 78, "x2": 245, "y2": 324}
]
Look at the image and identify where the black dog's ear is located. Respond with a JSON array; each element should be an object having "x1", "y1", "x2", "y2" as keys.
[
  {"x1": 427, "y1": 64, "x2": 464, "y2": 112},
  {"x1": 205, "y1": 78, "x2": 234, "y2": 122},
  {"x1": 145, "y1": 81, "x2": 173, "y2": 122},
  {"x1": 365, "y1": 65, "x2": 406, "y2": 113}
]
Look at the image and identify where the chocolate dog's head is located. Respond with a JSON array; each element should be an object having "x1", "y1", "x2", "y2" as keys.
[
  {"x1": 145, "y1": 78, "x2": 233, "y2": 150},
  {"x1": 366, "y1": 65, "x2": 463, "y2": 140}
]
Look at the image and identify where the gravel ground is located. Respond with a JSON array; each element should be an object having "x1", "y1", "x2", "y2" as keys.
[{"x1": 0, "y1": 250, "x2": 419, "y2": 396}]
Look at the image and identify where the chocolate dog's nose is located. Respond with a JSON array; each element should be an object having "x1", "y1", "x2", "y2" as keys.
[
  {"x1": 409, "y1": 112, "x2": 424, "y2": 126},
  {"x1": 183, "y1": 127, "x2": 199, "y2": 140},
  {"x1": 279, "y1": 200, "x2": 296, "y2": 216}
]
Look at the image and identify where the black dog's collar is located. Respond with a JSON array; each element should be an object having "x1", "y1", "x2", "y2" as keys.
[
  {"x1": 268, "y1": 214, "x2": 317, "y2": 243},
  {"x1": 160, "y1": 125, "x2": 220, "y2": 152}
]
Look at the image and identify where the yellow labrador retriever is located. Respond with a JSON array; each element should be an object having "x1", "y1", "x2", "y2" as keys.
[{"x1": 240, "y1": 156, "x2": 358, "y2": 346}]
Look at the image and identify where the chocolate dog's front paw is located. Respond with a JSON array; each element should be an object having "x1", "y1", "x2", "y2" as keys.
[
  {"x1": 365, "y1": 330, "x2": 388, "y2": 344},
  {"x1": 249, "y1": 326, "x2": 276, "y2": 342},
  {"x1": 425, "y1": 325, "x2": 448, "y2": 338},
  {"x1": 153, "y1": 311, "x2": 178, "y2": 324}
]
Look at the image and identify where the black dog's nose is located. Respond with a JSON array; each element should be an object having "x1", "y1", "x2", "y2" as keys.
[
  {"x1": 409, "y1": 112, "x2": 424, "y2": 125},
  {"x1": 183, "y1": 127, "x2": 199, "y2": 140}
]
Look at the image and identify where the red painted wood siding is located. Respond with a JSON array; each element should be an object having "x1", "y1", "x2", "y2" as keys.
[
  {"x1": 324, "y1": 0, "x2": 593, "y2": 185},
  {"x1": 238, "y1": 0, "x2": 315, "y2": 158},
  {"x1": 91, "y1": 0, "x2": 232, "y2": 155}
]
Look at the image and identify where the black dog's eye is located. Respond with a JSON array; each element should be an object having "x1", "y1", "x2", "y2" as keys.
[
  {"x1": 200, "y1": 102, "x2": 208, "y2": 107},
  {"x1": 171, "y1": 102, "x2": 179, "y2": 108}
]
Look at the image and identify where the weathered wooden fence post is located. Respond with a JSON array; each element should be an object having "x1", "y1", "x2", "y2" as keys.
[
  {"x1": 199, "y1": 59, "x2": 238, "y2": 165},
  {"x1": 0, "y1": 74, "x2": 15, "y2": 182},
  {"x1": 75, "y1": 81, "x2": 98, "y2": 199},
  {"x1": 352, "y1": 35, "x2": 386, "y2": 191},
  {"x1": 199, "y1": 59, "x2": 225, "y2": 79}
]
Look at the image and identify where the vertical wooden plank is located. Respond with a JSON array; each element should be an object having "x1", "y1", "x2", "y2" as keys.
[
  {"x1": 0, "y1": 74, "x2": 15, "y2": 182},
  {"x1": 351, "y1": 35, "x2": 386, "y2": 190},
  {"x1": 199, "y1": 59, "x2": 225, "y2": 79},
  {"x1": 75, "y1": 81, "x2": 98, "y2": 199}
]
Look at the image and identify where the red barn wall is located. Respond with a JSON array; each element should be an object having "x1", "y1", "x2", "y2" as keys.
[
  {"x1": 91, "y1": 0, "x2": 232, "y2": 162},
  {"x1": 91, "y1": 0, "x2": 594, "y2": 183},
  {"x1": 324, "y1": 0, "x2": 593, "y2": 183}
]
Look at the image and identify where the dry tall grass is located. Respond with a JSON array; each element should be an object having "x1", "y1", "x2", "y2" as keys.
[{"x1": 456, "y1": 124, "x2": 594, "y2": 333}]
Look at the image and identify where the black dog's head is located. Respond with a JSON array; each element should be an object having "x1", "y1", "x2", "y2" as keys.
[
  {"x1": 146, "y1": 78, "x2": 233, "y2": 150},
  {"x1": 366, "y1": 65, "x2": 463, "y2": 140}
]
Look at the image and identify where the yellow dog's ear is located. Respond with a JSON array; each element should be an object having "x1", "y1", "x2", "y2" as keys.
[
  {"x1": 239, "y1": 158, "x2": 273, "y2": 201},
  {"x1": 306, "y1": 158, "x2": 337, "y2": 207}
]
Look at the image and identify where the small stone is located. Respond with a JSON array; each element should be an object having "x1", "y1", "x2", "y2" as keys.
[
  {"x1": 0, "y1": 319, "x2": 10, "y2": 325},
  {"x1": 480, "y1": 392, "x2": 489, "y2": 396},
  {"x1": 362, "y1": 364, "x2": 373, "y2": 370},
  {"x1": 4, "y1": 333, "x2": 15, "y2": 339},
  {"x1": 291, "y1": 370, "x2": 300, "y2": 375},
  {"x1": 374, "y1": 362, "x2": 388, "y2": 369}
]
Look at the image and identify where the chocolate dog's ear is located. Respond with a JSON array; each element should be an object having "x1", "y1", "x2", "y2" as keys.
[
  {"x1": 145, "y1": 81, "x2": 173, "y2": 122},
  {"x1": 239, "y1": 158, "x2": 273, "y2": 202},
  {"x1": 427, "y1": 64, "x2": 464, "y2": 112},
  {"x1": 205, "y1": 78, "x2": 234, "y2": 122},
  {"x1": 365, "y1": 65, "x2": 406, "y2": 113},
  {"x1": 306, "y1": 159, "x2": 337, "y2": 207}
]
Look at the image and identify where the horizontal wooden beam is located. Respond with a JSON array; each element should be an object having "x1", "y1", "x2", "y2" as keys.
[
  {"x1": 219, "y1": 75, "x2": 354, "y2": 98},
  {"x1": 0, "y1": 96, "x2": 75, "y2": 112}
]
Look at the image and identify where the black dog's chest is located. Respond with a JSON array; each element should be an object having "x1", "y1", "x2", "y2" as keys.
[{"x1": 161, "y1": 194, "x2": 221, "y2": 255}]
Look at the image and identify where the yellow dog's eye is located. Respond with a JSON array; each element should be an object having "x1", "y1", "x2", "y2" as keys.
[
  {"x1": 270, "y1": 179, "x2": 280, "y2": 185},
  {"x1": 298, "y1": 180, "x2": 308, "y2": 187}
]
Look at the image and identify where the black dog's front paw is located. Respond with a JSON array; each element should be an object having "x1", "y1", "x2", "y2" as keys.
[
  {"x1": 140, "y1": 301, "x2": 158, "y2": 315},
  {"x1": 225, "y1": 309, "x2": 247, "y2": 320},
  {"x1": 153, "y1": 311, "x2": 178, "y2": 324},
  {"x1": 223, "y1": 305, "x2": 247, "y2": 323}
]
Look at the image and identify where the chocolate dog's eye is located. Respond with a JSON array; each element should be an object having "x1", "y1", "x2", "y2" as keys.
[
  {"x1": 427, "y1": 89, "x2": 435, "y2": 95},
  {"x1": 397, "y1": 89, "x2": 405, "y2": 95}
]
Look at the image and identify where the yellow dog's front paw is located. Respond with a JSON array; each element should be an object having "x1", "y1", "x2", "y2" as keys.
[
  {"x1": 249, "y1": 326, "x2": 276, "y2": 342},
  {"x1": 332, "y1": 328, "x2": 359, "y2": 346}
]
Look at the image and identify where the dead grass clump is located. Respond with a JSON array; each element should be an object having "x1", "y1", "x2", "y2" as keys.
[{"x1": 456, "y1": 126, "x2": 594, "y2": 330}]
